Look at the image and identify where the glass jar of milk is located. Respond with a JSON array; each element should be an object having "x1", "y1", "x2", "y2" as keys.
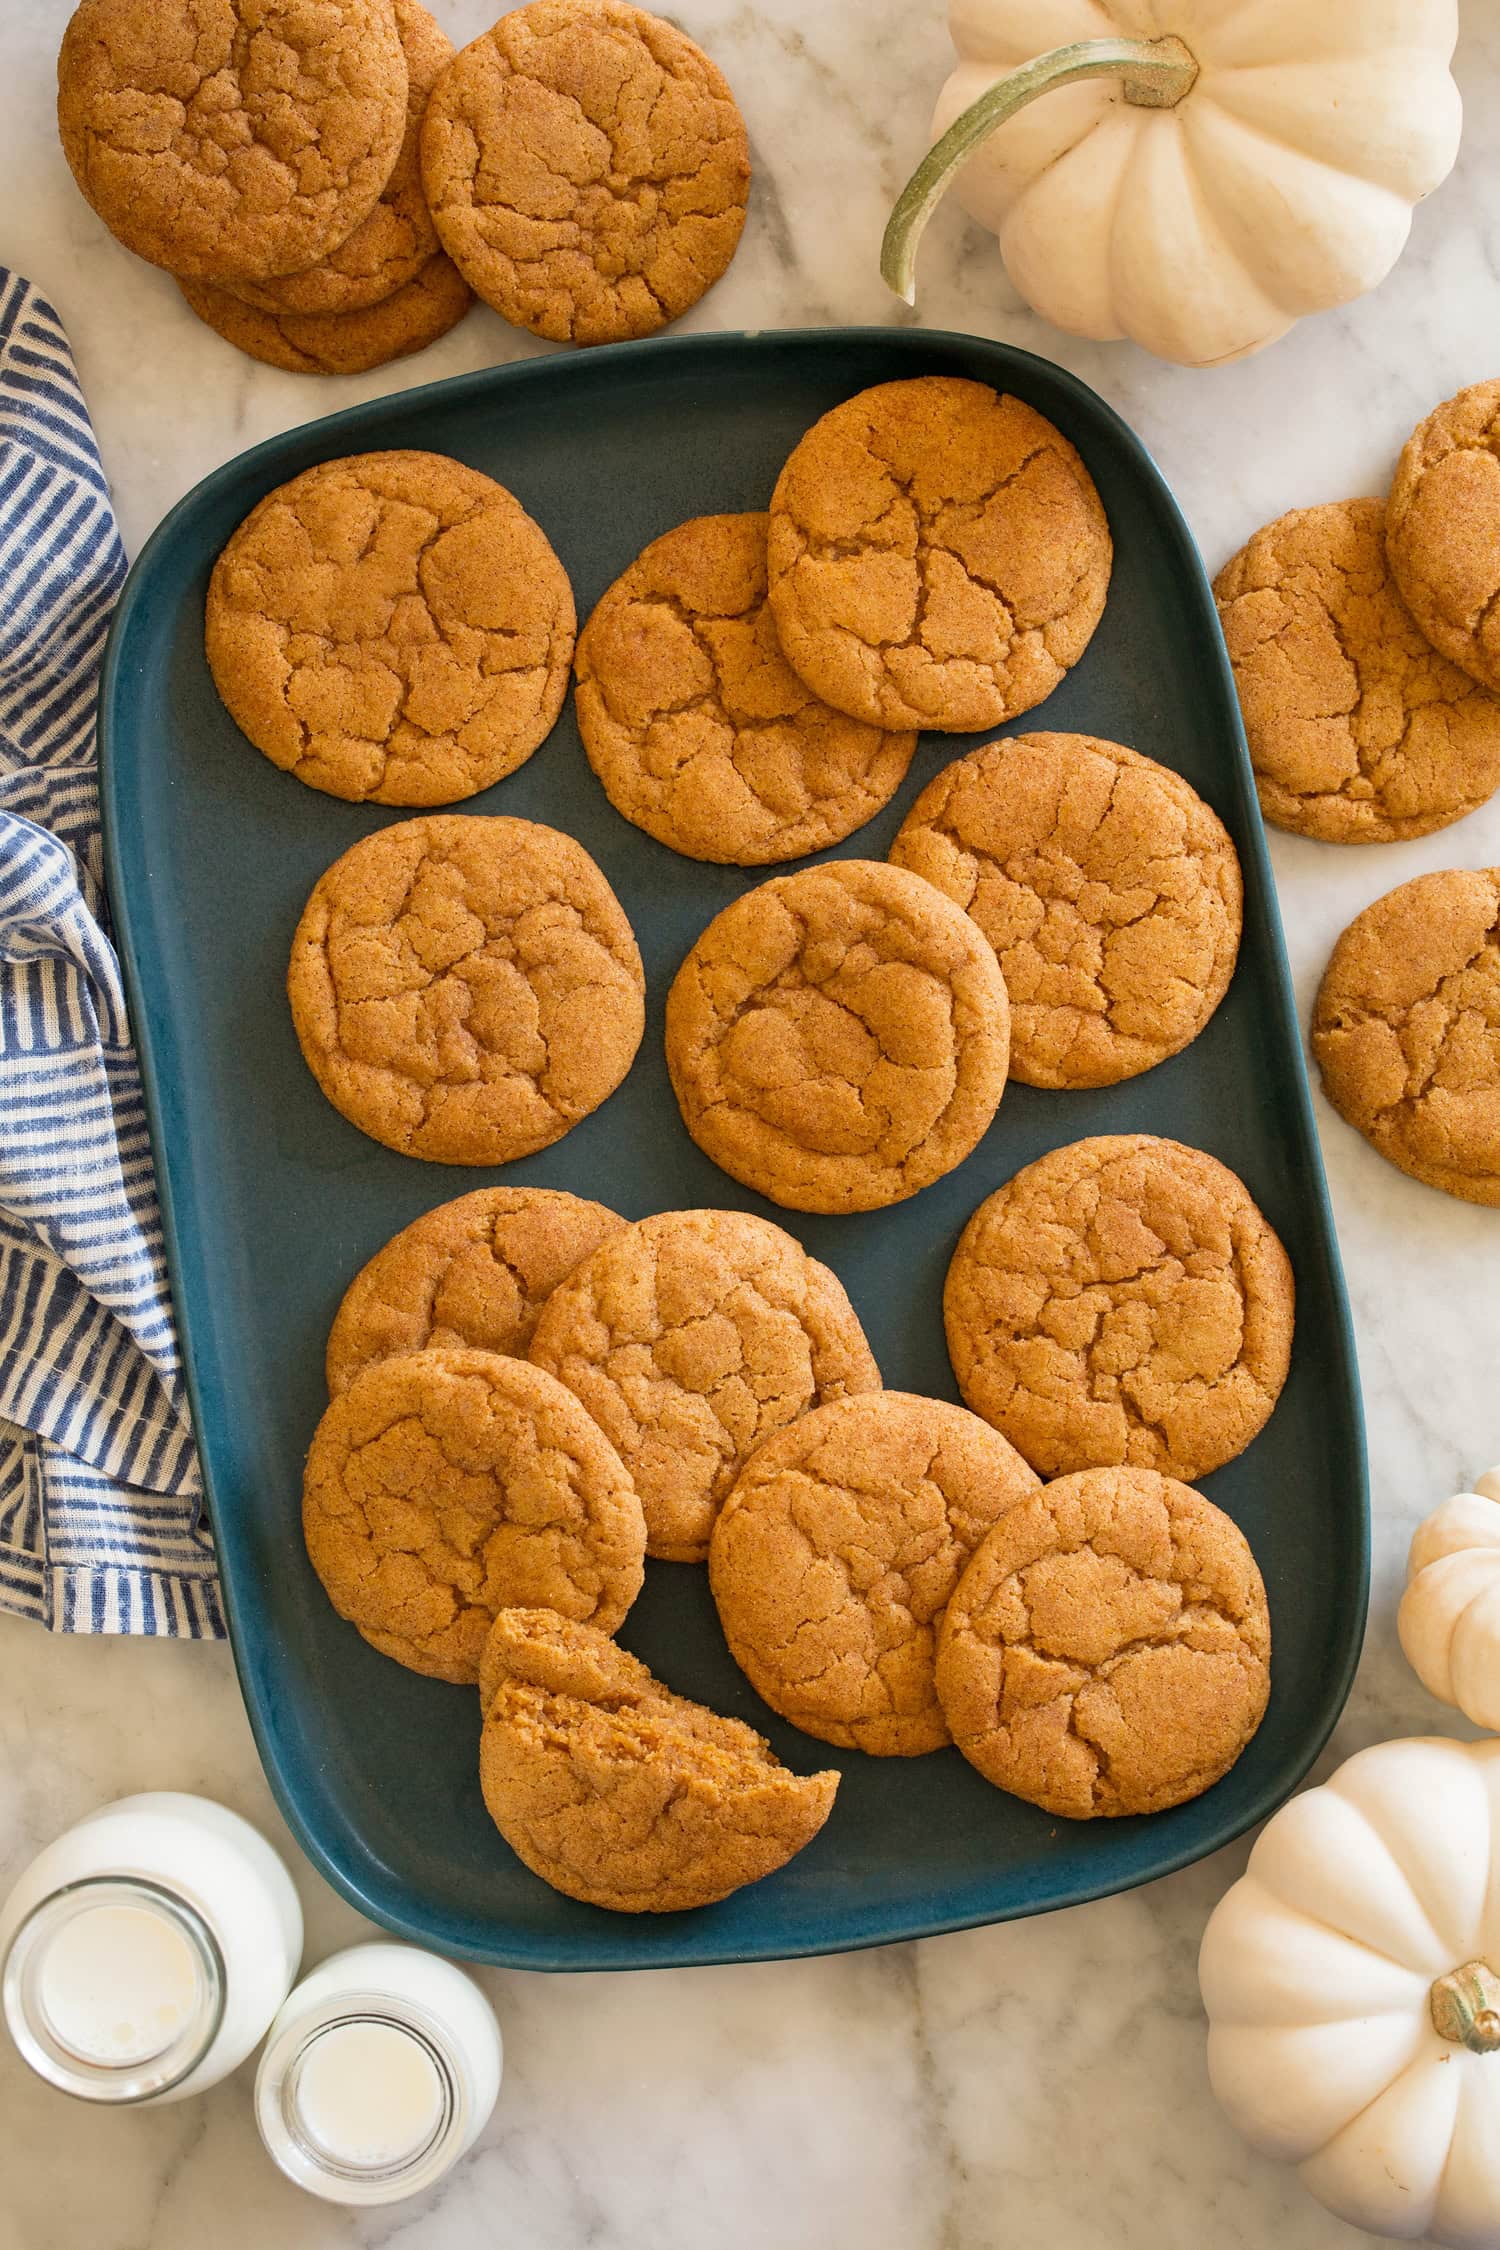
[
  {"x1": 0, "y1": 1791, "x2": 302, "y2": 2104},
  {"x1": 256, "y1": 1943, "x2": 502, "y2": 2204}
]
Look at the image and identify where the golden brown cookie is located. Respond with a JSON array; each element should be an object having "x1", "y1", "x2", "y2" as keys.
[
  {"x1": 574, "y1": 513, "x2": 918, "y2": 865},
  {"x1": 664, "y1": 860, "x2": 1012, "y2": 1214},
  {"x1": 287, "y1": 814, "x2": 645, "y2": 1165},
  {"x1": 889, "y1": 733, "x2": 1242, "y2": 1087},
  {"x1": 708, "y1": 1391, "x2": 1040, "y2": 1755},
  {"x1": 944, "y1": 1135, "x2": 1294, "y2": 1480},
  {"x1": 1388, "y1": 381, "x2": 1500, "y2": 694},
  {"x1": 226, "y1": 0, "x2": 451, "y2": 317},
  {"x1": 206, "y1": 452, "x2": 571, "y2": 804},
  {"x1": 1311, "y1": 866, "x2": 1500, "y2": 1206},
  {"x1": 1215, "y1": 499, "x2": 1500, "y2": 844},
  {"x1": 420, "y1": 0, "x2": 750, "y2": 347},
  {"x1": 528, "y1": 1208, "x2": 882, "y2": 1564},
  {"x1": 57, "y1": 0, "x2": 408, "y2": 284},
  {"x1": 325, "y1": 1186, "x2": 627, "y2": 1396},
  {"x1": 934, "y1": 1467, "x2": 1271, "y2": 1819},
  {"x1": 302, "y1": 1350, "x2": 647, "y2": 1683},
  {"x1": 478, "y1": 1609, "x2": 838, "y2": 1913},
  {"x1": 180, "y1": 253, "x2": 472, "y2": 376},
  {"x1": 766, "y1": 377, "x2": 1111, "y2": 733}
]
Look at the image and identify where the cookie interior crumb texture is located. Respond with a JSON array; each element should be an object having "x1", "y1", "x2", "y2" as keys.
[
  {"x1": 1387, "y1": 379, "x2": 1500, "y2": 696},
  {"x1": 935, "y1": 1467, "x2": 1271, "y2": 1819},
  {"x1": 890, "y1": 732, "x2": 1242, "y2": 1085},
  {"x1": 1312, "y1": 865, "x2": 1500, "y2": 1206},
  {"x1": 478, "y1": 1608, "x2": 838, "y2": 1912}
]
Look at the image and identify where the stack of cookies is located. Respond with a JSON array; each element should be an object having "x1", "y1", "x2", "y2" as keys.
[
  {"x1": 1217, "y1": 380, "x2": 1500, "y2": 1209},
  {"x1": 56, "y1": 0, "x2": 749, "y2": 375}
]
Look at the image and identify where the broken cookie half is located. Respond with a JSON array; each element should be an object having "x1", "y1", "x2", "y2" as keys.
[{"x1": 478, "y1": 1609, "x2": 838, "y2": 1913}]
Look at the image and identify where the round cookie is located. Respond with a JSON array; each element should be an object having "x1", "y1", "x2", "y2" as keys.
[
  {"x1": 528, "y1": 1208, "x2": 882, "y2": 1563},
  {"x1": 1215, "y1": 499, "x2": 1500, "y2": 844},
  {"x1": 889, "y1": 733, "x2": 1242, "y2": 1087},
  {"x1": 708, "y1": 1391, "x2": 1040, "y2": 1755},
  {"x1": 207, "y1": 452, "x2": 572, "y2": 805},
  {"x1": 574, "y1": 513, "x2": 918, "y2": 865},
  {"x1": 302, "y1": 1350, "x2": 647, "y2": 1683},
  {"x1": 478, "y1": 1609, "x2": 838, "y2": 1913},
  {"x1": 326, "y1": 1186, "x2": 627, "y2": 1396},
  {"x1": 1388, "y1": 381, "x2": 1500, "y2": 694},
  {"x1": 934, "y1": 1467, "x2": 1271, "y2": 1820},
  {"x1": 944, "y1": 1135, "x2": 1294, "y2": 1480},
  {"x1": 420, "y1": 0, "x2": 750, "y2": 348},
  {"x1": 180, "y1": 253, "x2": 472, "y2": 377},
  {"x1": 1311, "y1": 866, "x2": 1500, "y2": 1206},
  {"x1": 287, "y1": 814, "x2": 645, "y2": 1166},
  {"x1": 228, "y1": 0, "x2": 452, "y2": 317},
  {"x1": 766, "y1": 377, "x2": 1112, "y2": 733},
  {"x1": 57, "y1": 0, "x2": 408, "y2": 284},
  {"x1": 664, "y1": 859, "x2": 1012, "y2": 1214}
]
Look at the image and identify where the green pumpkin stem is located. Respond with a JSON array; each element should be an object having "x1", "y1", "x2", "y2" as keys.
[
  {"x1": 880, "y1": 35, "x2": 1200, "y2": 306},
  {"x1": 1431, "y1": 1961, "x2": 1500, "y2": 2054}
]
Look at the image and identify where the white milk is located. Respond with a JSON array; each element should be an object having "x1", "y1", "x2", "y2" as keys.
[
  {"x1": 0, "y1": 1792, "x2": 302, "y2": 2104},
  {"x1": 256, "y1": 1943, "x2": 502, "y2": 2204}
]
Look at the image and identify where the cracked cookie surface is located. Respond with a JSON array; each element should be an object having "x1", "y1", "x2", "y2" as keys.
[
  {"x1": 287, "y1": 813, "x2": 645, "y2": 1165},
  {"x1": 181, "y1": 250, "x2": 471, "y2": 375},
  {"x1": 889, "y1": 732, "x2": 1241, "y2": 1087},
  {"x1": 1312, "y1": 866, "x2": 1500, "y2": 1205},
  {"x1": 944, "y1": 1135, "x2": 1294, "y2": 1480},
  {"x1": 225, "y1": 0, "x2": 450, "y2": 316},
  {"x1": 708, "y1": 1390, "x2": 1040, "y2": 1755},
  {"x1": 207, "y1": 452, "x2": 572, "y2": 803},
  {"x1": 766, "y1": 377, "x2": 1111, "y2": 733},
  {"x1": 478, "y1": 1609, "x2": 838, "y2": 1912},
  {"x1": 326, "y1": 1185, "x2": 626, "y2": 1396},
  {"x1": 664, "y1": 859, "x2": 1012, "y2": 1214},
  {"x1": 1388, "y1": 381, "x2": 1500, "y2": 695},
  {"x1": 57, "y1": 0, "x2": 408, "y2": 283},
  {"x1": 574, "y1": 513, "x2": 917, "y2": 865},
  {"x1": 1215, "y1": 500, "x2": 1500, "y2": 844},
  {"x1": 528, "y1": 1207, "x2": 882, "y2": 1563},
  {"x1": 935, "y1": 1467, "x2": 1270, "y2": 1819},
  {"x1": 420, "y1": 0, "x2": 750, "y2": 347},
  {"x1": 302, "y1": 1349, "x2": 646, "y2": 1683}
]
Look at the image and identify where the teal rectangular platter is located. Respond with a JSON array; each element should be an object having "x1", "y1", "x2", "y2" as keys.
[{"x1": 99, "y1": 328, "x2": 1368, "y2": 1970}]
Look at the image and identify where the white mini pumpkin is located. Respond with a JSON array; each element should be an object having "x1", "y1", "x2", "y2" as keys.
[
  {"x1": 883, "y1": 0, "x2": 1463, "y2": 367},
  {"x1": 1200, "y1": 1736, "x2": 1500, "y2": 2247},
  {"x1": 1399, "y1": 1470, "x2": 1500, "y2": 1731}
]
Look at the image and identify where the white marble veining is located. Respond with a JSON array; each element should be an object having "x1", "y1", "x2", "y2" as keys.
[{"x1": 4, "y1": 4, "x2": 1500, "y2": 2243}]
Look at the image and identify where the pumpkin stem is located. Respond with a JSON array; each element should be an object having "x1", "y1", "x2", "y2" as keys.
[
  {"x1": 1431, "y1": 1961, "x2": 1500, "y2": 2053},
  {"x1": 881, "y1": 35, "x2": 1200, "y2": 307}
]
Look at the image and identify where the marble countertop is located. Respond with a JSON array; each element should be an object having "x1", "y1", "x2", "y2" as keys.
[{"x1": 4, "y1": 4, "x2": 1500, "y2": 2244}]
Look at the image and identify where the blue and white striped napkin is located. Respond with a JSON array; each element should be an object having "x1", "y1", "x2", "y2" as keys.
[{"x1": 0, "y1": 270, "x2": 220, "y2": 1636}]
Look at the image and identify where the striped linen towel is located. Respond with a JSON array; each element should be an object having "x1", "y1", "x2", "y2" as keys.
[{"x1": 0, "y1": 270, "x2": 220, "y2": 1636}]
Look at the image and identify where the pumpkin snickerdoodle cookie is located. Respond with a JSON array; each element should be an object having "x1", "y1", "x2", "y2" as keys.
[
  {"x1": 325, "y1": 1185, "x2": 626, "y2": 1396},
  {"x1": 478, "y1": 1610, "x2": 838, "y2": 1913},
  {"x1": 944, "y1": 1135, "x2": 1294, "y2": 1481},
  {"x1": 889, "y1": 733, "x2": 1242, "y2": 1087},
  {"x1": 1215, "y1": 499, "x2": 1500, "y2": 843},
  {"x1": 575, "y1": 513, "x2": 917, "y2": 865},
  {"x1": 708, "y1": 1391, "x2": 1040, "y2": 1755},
  {"x1": 766, "y1": 377, "x2": 1111, "y2": 733},
  {"x1": 1312, "y1": 866, "x2": 1500, "y2": 1206},
  {"x1": 664, "y1": 859, "x2": 1012, "y2": 1214},
  {"x1": 528, "y1": 1208, "x2": 881, "y2": 1563},
  {"x1": 57, "y1": 0, "x2": 408, "y2": 284},
  {"x1": 935, "y1": 1467, "x2": 1271, "y2": 1820},
  {"x1": 1387, "y1": 380, "x2": 1500, "y2": 695},
  {"x1": 302, "y1": 1350, "x2": 647, "y2": 1683},
  {"x1": 287, "y1": 814, "x2": 644, "y2": 1165},
  {"x1": 420, "y1": 0, "x2": 750, "y2": 347},
  {"x1": 181, "y1": 254, "x2": 471, "y2": 376},
  {"x1": 207, "y1": 452, "x2": 573, "y2": 804}
]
